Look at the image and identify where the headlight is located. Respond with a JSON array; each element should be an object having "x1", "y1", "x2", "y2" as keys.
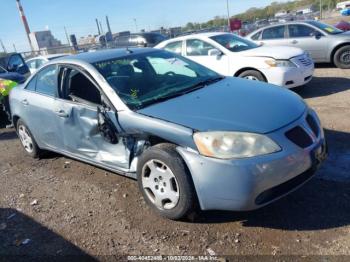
[
  {"x1": 265, "y1": 59, "x2": 296, "y2": 68},
  {"x1": 193, "y1": 131, "x2": 281, "y2": 159}
]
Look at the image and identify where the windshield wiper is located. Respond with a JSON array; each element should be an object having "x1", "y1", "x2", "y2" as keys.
[
  {"x1": 182, "y1": 76, "x2": 225, "y2": 94},
  {"x1": 136, "y1": 76, "x2": 225, "y2": 109}
]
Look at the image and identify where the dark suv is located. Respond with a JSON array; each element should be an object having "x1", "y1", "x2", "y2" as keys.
[
  {"x1": 0, "y1": 53, "x2": 30, "y2": 82},
  {"x1": 114, "y1": 33, "x2": 168, "y2": 48}
]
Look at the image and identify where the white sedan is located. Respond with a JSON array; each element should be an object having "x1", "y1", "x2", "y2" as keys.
[
  {"x1": 155, "y1": 32, "x2": 314, "y2": 88},
  {"x1": 26, "y1": 54, "x2": 68, "y2": 74}
]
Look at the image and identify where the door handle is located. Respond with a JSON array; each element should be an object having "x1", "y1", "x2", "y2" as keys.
[
  {"x1": 291, "y1": 40, "x2": 298, "y2": 44},
  {"x1": 21, "y1": 99, "x2": 29, "y2": 106},
  {"x1": 56, "y1": 110, "x2": 69, "y2": 118}
]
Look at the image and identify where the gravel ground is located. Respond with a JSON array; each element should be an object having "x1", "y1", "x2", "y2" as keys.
[{"x1": 0, "y1": 65, "x2": 349, "y2": 260}]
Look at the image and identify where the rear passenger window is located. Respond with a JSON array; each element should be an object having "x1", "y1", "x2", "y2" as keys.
[
  {"x1": 262, "y1": 26, "x2": 285, "y2": 40},
  {"x1": 164, "y1": 41, "x2": 183, "y2": 54},
  {"x1": 35, "y1": 65, "x2": 57, "y2": 96},
  {"x1": 186, "y1": 39, "x2": 216, "y2": 56}
]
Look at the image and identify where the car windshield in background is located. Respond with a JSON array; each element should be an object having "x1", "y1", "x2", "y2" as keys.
[
  {"x1": 210, "y1": 34, "x2": 259, "y2": 52},
  {"x1": 307, "y1": 21, "x2": 344, "y2": 35},
  {"x1": 0, "y1": 66, "x2": 7, "y2": 74},
  {"x1": 93, "y1": 50, "x2": 221, "y2": 110}
]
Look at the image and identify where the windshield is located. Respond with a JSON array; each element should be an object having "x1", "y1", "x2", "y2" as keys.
[
  {"x1": 210, "y1": 34, "x2": 259, "y2": 52},
  {"x1": 93, "y1": 50, "x2": 221, "y2": 110},
  {"x1": 307, "y1": 21, "x2": 344, "y2": 35},
  {"x1": 0, "y1": 65, "x2": 7, "y2": 74}
]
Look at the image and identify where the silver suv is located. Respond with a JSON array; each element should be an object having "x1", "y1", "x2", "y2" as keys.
[{"x1": 247, "y1": 20, "x2": 350, "y2": 69}]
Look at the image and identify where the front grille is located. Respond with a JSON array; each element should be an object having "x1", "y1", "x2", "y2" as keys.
[
  {"x1": 298, "y1": 56, "x2": 313, "y2": 67},
  {"x1": 285, "y1": 126, "x2": 313, "y2": 148},
  {"x1": 255, "y1": 167, "x2": 316, "y2": 205},
  {"x1": 306, "y1": 114, "x2": 320, "y2": 137}
]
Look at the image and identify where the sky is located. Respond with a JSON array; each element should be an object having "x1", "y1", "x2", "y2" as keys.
[{"x1": 0, "y1": 0, "x2": 284, "y2": 52}]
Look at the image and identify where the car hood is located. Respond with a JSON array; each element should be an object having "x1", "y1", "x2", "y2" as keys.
[
  {"x1": 240, "y1": 46, "x2": 304, "y2": 59},
  {"x1": 138, "y1": 77, "x2": 306, "y2": 134},
  {"x1": 0, "y1": 72, "x2": 26, "y2": 83}
]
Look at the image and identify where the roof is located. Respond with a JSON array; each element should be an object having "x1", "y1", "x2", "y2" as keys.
[
  {"x1": 65, "y1": 48, "x2": 157, "y2": 63},
  {"x1": 160, "y1": 32, "x2": 227, "y2": 43}
]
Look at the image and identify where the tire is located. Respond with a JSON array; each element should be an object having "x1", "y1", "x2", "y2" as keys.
[
  {"x1": 238, "y1": 70, "x2": 266, "y2": 82},
  {"x1": 333, "y1": 45, "x2": 350, "y2": 69},
  {"x1": 16, "y1": 119, "x2": 41, "y2": 158},
  {"x1": 137, "y1": 143, "x2": 196, "y2": 220}
]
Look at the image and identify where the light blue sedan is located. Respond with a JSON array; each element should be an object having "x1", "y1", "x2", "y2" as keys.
[{"x1": 9, "y1": 48, "x2": 327, "y2": 220}]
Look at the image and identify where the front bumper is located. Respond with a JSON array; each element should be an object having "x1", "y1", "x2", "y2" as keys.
[
  {"x1": 177, "y1": 110, "x2": 326, "y2": 211},
  {"x1": 261, "y1": 63, "x2": 314, "y2": 88}
]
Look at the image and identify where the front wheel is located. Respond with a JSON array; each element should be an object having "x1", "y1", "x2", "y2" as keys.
[
  {"x1": 137, "y1": 143, "x2": 196, "y2": 220},
  {"x1": 334, "y1": 46, "x2": 350, "y2": 69},
  {"x1": 238, "y1": 70, "x2": 266, "y2": 82}
]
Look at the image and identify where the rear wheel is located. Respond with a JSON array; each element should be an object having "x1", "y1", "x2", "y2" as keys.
[
  {"x1": 137, "y1": 143, "x2": 196, "y2": 220},
  {"x1": 17, "y1": 119, "x2": 41, "y2": 158},
  {"x1": 238, "y1": 70, "x2": 266, "y2": 82},
  {"x1": 333, "y1": 45, "x2": 350, "y2": 69}
]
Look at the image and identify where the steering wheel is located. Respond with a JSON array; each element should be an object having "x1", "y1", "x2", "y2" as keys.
[{"x1": 164, "y1": 71, "x2": 176, "y2": 77}]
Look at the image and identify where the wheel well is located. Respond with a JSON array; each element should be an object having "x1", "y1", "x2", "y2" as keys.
[
  {"x1": 234, "y1": 67, "x2": 267, "y2": 82},
  {"x1": 12, "y1": 115, "x2": 20, "y2": 130},
  {"x1": 331, "y1": 43, "x2": 350, "y2": 63}
]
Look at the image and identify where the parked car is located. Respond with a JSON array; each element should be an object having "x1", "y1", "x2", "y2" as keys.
[
  {"x1": 341, "y1": 8, "x2": 350, "y2": 16},
  {"x1": 246, "y1": 20, "x2": 350, "y2": 69},
  {"x1": 9, "y1": 48, "x2": 327, "y2": 220},
  {"x1": 155, "y1": 32, "x2": 314, "y2": 88},
  {"x1": 0, "y1": 53, "x2": 30, "y2": 78},
  {"x1": 114, "y1": 33, "x2": 168, "y2": 48},
  {"x1": 0, "y1": 65, "x2": 26, "y2": 84},
  {"x1": 26, "y1": 54, "x2": 68, "y2": 74},
  {"x1": 334, "y1": 20, "x2": 350, "y2": 31}
]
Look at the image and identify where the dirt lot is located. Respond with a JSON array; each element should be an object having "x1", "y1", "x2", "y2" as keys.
[{"x1": 0, "y1": 65, "x2": 350, "y2": 260}]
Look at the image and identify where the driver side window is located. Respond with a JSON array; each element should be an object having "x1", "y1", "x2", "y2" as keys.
[{"x1": 62, "y1": 68, "x2": 102, "y2": 105}]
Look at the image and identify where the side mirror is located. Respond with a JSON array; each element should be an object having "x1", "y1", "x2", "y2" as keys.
[
  {"x1": 313, "y1": 31, "x2": 322, "y2": 40},
  {"x1": 97, "y1": 106, "x2": 119, "y2": 144},
  {"x1": 208, "y1": 48, "x2": 222, "y2": 57}
]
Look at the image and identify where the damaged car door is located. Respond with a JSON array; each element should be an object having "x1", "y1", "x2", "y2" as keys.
[{"x1": 55, "y1": 66, "x2": 133, "y2": 170}]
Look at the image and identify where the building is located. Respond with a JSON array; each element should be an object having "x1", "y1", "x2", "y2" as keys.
[
  {"x1": 29, "y1": 30, "x2": 62, "y2": 51},
  {"x1": 78, "y1": 35, "x2": 97, "y2": 46}
]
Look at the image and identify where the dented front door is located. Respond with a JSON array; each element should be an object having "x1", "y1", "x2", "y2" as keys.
[{"x1": 55, "y1": 100, "x2": 132, "y2": 170}]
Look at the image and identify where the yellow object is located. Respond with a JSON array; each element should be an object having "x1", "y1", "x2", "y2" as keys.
[{"x1": 0, "y1": 79, "x2": 18, "y2": 98}]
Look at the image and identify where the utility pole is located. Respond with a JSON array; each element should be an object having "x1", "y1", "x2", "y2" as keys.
[
  {"x1": 319, "y1": 0, "x2": 322, "y2": 20},
  {"x1": 226, "y1": 0, "x2": 231, "y2": 31},
  {"x1": 133, "y1": 18, "x2": 138, "y2": 32},
  {"x1": 0, "y1": 39, "x2": 7, "y2": 53},
  {"x1": 15, "y1": 0, "x2": 34, "y2": 51},
  {"x1": 13, "y1": 43, "x2": 17, "y2": 52},
  {"x1": 64, "y1": 26, "x2": 70, "y2": 46}
]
